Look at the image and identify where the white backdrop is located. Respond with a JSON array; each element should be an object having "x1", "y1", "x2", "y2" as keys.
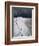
[{"x1": 0, "y1": 0, "x2": 39, "y2": 46}]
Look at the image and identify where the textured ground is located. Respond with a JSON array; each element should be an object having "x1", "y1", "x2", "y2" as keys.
[{"x1": 13, "y1": 17, "x2": 32, "y2": 37}]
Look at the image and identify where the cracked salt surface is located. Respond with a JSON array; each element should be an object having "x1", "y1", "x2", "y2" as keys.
[{"x1": 13, "y1": 17, "x2": 32, "y2": 37}]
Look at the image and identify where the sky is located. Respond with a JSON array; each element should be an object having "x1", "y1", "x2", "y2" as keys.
[{"x1": 12, "y1": 7, "x2": 33, "y2": 18}]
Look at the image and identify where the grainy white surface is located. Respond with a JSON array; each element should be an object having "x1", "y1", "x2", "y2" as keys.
[{"x1": 14, "y1": 17, "x2": 32, "y2": 37}]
